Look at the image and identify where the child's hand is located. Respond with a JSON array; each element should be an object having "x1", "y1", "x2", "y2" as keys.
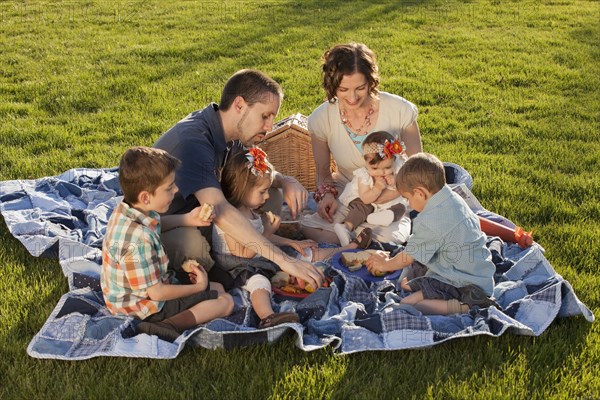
[
  {"x1": 262, "y1": 212, "x2": 281, "y2": 236},
  {"x1": 186, "y1": 206, "x2": 215, "y2": 227},
  {"x1": 187, "y1": 263, "x2": 208, "y2": 291},
  {"x1": 366, "y1": 252, "x2": 391, "y2": 274},
  {"x1": 384, "y1": 174, "x2": 395, "y2": 187},
  {"x1": 373, "y1": 176, "x2": 387, "y2": 190},
  {"x1": 289, "y1": 239, "x2": 317, "y2": 258}
]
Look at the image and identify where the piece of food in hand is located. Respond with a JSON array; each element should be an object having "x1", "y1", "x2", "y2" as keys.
[
  {"x1": 271, "y1": 271, "x2": 290, "y2": 288},
  {"x1": 304, "y1": 282, "x2": 316, "y2": 293},
  {"x1": 197, "y1": 203, "x2": 214, "y2": 221},
  {"x1": 181, "y1": 259, "x2": 200, "y2": 273},
  {"x1": 340, "y1": 250, "x2": 377, "y2": 270},
  {"x1": 265, "y1": 211, "x2": 277, "y2": 224},
  {"x1": 341, "y1": 250, "x2": 389, "y2": 273}
]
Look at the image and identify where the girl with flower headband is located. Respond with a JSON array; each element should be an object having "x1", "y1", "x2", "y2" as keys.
[
  {"x1": 213, "y1": 147, "x2": 372, "y2": 328},
  {"x1": 334, "y1": 131, "x2": 409, "y2": 246}
]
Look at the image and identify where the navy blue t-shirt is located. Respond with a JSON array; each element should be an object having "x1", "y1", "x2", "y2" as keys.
[{"x1": 154, "y1": 103, "x2": 244, "y2": 214}]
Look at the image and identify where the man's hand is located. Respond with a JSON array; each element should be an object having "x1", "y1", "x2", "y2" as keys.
[
  {"x1": 316, "y1": 192, "x2": 337, "y2": 223},
  {"x1": 279, "y1": 258, "x2": 323, "y2": 290},
  {"x1": 281, "y1": 176, "x2": 308, "y2": 219},
  {"x1": 288, "y1": 239, "x2": 317, "y2": 258}
]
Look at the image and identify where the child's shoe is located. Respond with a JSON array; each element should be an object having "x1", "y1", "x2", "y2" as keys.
[
  {"x1": 258, "y1": 312, "x2": 300, "y2": 329},
  {"x1": 351, "y1": 227, "x2": 373, "y2": 249},
  {"x1": 334, "y1": 223, "x2": 352, "y2": 246},
  {"x1": 367, "y1": 209, "x2": 395, "y2": 226}
]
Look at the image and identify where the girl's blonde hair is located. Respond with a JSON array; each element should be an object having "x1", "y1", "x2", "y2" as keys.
[{"x1": 221, "y1": 150, "x2": 274, "y2": 208}]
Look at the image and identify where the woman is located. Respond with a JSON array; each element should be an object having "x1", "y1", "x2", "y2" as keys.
[{"x1": 301, "y1": 42, "x2": 422, "y2": 244}]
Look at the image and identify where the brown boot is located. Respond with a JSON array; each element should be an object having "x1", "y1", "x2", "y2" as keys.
[
  {"x1": 136, "y1": 321, "x2": 181, "y2": 343},
  {"x1": 258, "y1": 312, "x2": 299, "y2": 329}
]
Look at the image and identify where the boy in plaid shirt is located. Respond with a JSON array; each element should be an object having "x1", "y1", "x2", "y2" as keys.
[{"x1": 101, "y1": 146, "x2": 234, "y2": 342}]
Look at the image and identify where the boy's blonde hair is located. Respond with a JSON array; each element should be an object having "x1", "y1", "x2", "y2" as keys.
[
  {"x1": 119, "y1": 146, "x2": 180, "y2": 204},
  {"x1": 396, "y1": 152, "x2": 446, "y2": 194},
  {"x1": 221, "y1": 150, "x2": 274, "y2": 208}
]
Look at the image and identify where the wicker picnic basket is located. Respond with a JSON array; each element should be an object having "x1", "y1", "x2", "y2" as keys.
[{"x1": 259, "y1": 113, "x2": 335, "y2": 192}]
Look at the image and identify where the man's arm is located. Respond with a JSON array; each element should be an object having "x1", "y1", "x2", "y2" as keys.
[{"x1": 196, "y1": 187, "x2": 323, "y2": 288}]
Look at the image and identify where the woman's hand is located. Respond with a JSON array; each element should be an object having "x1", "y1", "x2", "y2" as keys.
[{"x1": 317, "y1": 192, "x2": 337, "y2": 223}]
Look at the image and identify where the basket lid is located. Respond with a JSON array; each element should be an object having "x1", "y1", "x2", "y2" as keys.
[{"x1": 266, "y1": 113, "x2": 310, "y2": 140}]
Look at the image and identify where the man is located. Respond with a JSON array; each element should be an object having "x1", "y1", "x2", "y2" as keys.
[{"x1": 154, "y1": 69, "x2": 322, "y2": 290}]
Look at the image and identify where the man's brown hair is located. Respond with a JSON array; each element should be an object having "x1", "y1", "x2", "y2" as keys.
[
  {"x1": 396, "y1": 152, "x2": 445, "y2": 194},
  {"x1": 119, "y1": 146, "x2": 180, "y2": 204},
  {"x1": 219, "y1": 69, "x2": 283, "y2": 111}
]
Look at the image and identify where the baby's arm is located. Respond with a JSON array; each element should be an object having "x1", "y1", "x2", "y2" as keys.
[
  {"x1": 357, "y1": 178, "x2": 386, "y2": 204},
  {"x1": 366, "y1": 250, "x2": 414, "y2": 274}
]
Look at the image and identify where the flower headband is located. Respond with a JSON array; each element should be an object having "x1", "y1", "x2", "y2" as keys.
[
  {"x1": 363, "y1": 139, "x2": 406, "y2": 159},
  {"x1": 245, "y1": 147, "x2": 271, "y2": 176}
]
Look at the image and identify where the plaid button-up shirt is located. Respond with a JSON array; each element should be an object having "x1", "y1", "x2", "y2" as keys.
[{"x1": 101, "y1": 201, "x2": 170, "y2": 319}]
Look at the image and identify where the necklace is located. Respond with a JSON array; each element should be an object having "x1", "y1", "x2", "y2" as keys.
[{"x1": 339, "y1": 102, "x2": 375, "y2": 135}]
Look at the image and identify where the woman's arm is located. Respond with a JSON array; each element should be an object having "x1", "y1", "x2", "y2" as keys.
[
  {"x1": 311, "y1": 135, "x2": 338, "y2": 222},
  {"x1": 311, "y1": 135, "x2": 335, "y2": 186},
  {"x1": 401, "y1": 121, "x2": 422, "y2": 156}
]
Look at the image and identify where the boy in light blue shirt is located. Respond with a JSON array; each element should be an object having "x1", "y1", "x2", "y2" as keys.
[{"x1": 366, "y1": 153, "x2": 497, "y2": 315}]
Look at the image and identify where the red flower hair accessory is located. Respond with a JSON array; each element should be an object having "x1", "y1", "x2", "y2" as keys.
[
  {"x1": 246, "y1": 147, "x2": 271, "y2": 176},
  {"x1": 363, "y1": 139, "x2": 406, "y2": 159}
]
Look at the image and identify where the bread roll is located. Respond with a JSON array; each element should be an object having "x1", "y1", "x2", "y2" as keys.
[
  {"x1": 181, "y1": 259, "x2": 200, "y2": 273},
  {"x1": 198, "y1": 203, "x2": 214, "y2": 221},
  {"x1": 265, "y1": 211, "x2": 276, "y2": 224}
]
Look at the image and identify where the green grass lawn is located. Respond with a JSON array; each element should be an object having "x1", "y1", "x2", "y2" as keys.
[{"x1": 1, "y1": 0, "x2": 598, "y2": 398}]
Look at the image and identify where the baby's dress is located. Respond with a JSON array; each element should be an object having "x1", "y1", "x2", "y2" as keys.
[{"x1": 337, "y1": 155, "x2": 407, "y2": 212}]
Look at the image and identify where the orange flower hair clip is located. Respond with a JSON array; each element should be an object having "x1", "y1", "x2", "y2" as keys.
[
  {"x1": 363, "y1": 139, "x2": 406, "y2": 159},
  {"x1": 246, "y1": 147, "x2": 271, "y2": 176}
]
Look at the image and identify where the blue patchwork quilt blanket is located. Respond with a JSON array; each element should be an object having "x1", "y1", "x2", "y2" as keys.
[{"x1": 0, "y1": 168, "x2": 594, "y2": 360}]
